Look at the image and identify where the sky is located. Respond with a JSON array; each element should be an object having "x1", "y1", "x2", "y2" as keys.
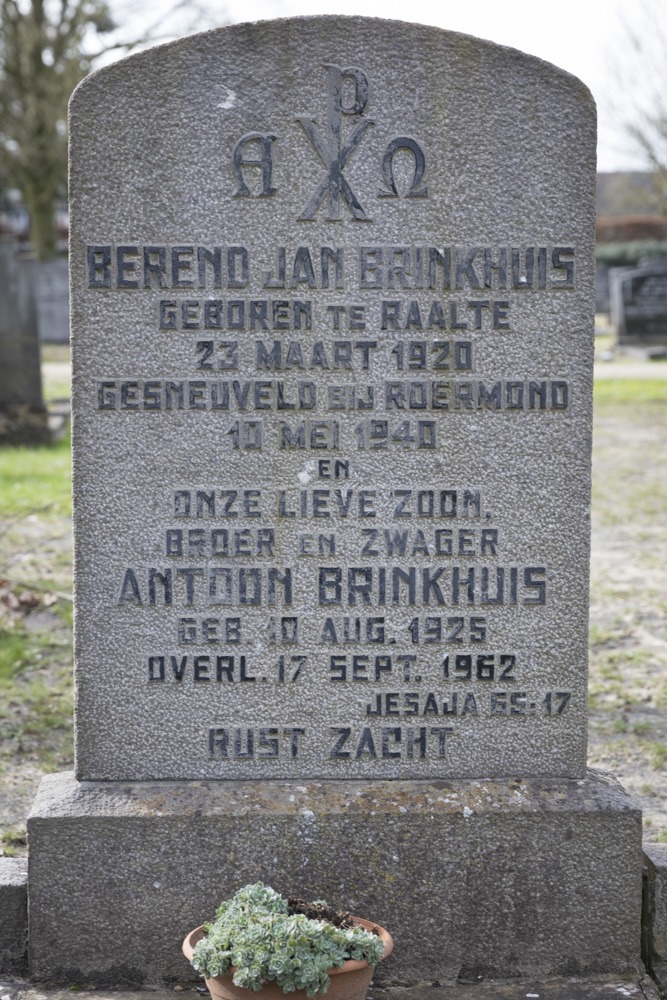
[{"x1": 105, "y1": 0, "x2": 665, "y2": 173}]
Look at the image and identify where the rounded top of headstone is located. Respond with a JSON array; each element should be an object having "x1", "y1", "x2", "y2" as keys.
[
  {"x1": 69, "y1": 15, "x2": 595, "y2": 246},
  {"x1": 70, "y1": 15, "x2": 595, "y2": 112}
]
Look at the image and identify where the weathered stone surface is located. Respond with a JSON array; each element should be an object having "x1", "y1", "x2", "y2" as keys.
[
  {"x1": 643, "y1": 843, "x2": 667, "y2": 993},
  {"x1": 0, "y1": 857, "x2": 28, "y2": 974},
  {"x1": 375, "y1": 980, "x2": 661, "y2": 1000},
  {"x1": 28, "y1": 769, "x2": 641, "y2": 984},
  {"x1": 68, "y1": 17, "x2": 596, "y2": 782}
]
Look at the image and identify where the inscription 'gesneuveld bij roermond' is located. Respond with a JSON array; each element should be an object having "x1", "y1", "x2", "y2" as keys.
[{"x1": 69, "y1": 17, "x2": 596, "y2": 780}]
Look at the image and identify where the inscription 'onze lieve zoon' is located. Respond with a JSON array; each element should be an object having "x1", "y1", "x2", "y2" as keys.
[{"x1": 69, "y1": 18, "x2": 596, "y2": 780}]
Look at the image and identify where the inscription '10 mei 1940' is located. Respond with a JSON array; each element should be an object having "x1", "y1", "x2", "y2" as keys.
[{"x1": 69, "y1": 20, "x2": 595, "y2": 780}]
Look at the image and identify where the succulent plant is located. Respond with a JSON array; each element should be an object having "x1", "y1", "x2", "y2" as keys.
[{"x1": 189, "y1": 883, "x2": 384, "y2": 997}]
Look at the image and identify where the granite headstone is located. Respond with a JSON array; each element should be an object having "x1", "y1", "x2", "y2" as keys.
[
  {"x1": 611, "y1": 261, "x2": 667, "y2": 348},
  {"x1": 69, "y1": 18, "x2": 595, "y2": 782},
  {"x1": 0, "y1": 236, "x2": 49, "y2": 444},
  {"x1": 20, "y1": 256, "x2": 71, "y2": 344}
]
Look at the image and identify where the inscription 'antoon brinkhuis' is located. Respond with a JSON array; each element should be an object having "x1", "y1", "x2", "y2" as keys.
[{"x1": 232, "y1": 65, "x2": 428, "y2": 219}]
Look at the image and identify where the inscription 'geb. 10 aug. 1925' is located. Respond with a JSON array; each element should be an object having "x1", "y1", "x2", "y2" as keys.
[{"x1": 69, "y1": 18, "x2": 596, "y2": 781}]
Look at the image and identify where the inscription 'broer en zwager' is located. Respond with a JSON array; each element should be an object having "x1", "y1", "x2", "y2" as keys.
[{"x1": 69, "y1": 31, "x2": 595, "y2": 782}]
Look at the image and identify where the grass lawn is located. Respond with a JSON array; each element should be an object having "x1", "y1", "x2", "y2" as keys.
[
  {"x1": 588, "y1": 381, "x2": 667, "y2": 840},
  {"x1": 0, "y1": 429, "x2": 71, "y2": 520},
  {"x1": 594, "y1": 379, "x2": 667, "y2": 405},
  {"x1": 0, "y1": 430, "x2": 73, "y2": 845}
]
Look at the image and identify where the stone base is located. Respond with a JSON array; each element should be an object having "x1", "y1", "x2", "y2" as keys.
[
  {"x1": 27, "y1": 769, "x2": 642, "y2": 985},
  {"x1": 3, "y1": 980, "x2": 664, "y2": 1000}
]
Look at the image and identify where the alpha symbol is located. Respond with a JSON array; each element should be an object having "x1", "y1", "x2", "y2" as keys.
[
  {"x1": 297, "y1": 65, "x2": 374, "y2": 221},
  {"x1": 232, "y1": 133, "x2": 277, "y2": 197}
]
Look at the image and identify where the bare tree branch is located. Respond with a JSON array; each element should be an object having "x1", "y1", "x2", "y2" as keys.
[{"x1": 607, "y1": 1, "x2": 667, "y2": 212}]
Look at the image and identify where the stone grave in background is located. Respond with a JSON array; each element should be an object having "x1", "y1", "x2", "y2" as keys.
[
  {"x1": 20, "y1": 255, "x2": 70, "y2": 345},
  {"x1": 0, "y1": 236, "x2": 50, "y2": 444},
  {"x1": 610, "y1": 260, "x2": 667, "y2": 357},
  {"x1": 26, "y1": 17, "x2": 643, "y2": 985}
]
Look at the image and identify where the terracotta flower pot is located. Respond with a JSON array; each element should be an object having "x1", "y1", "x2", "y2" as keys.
[{"x1": 182, "y1": 917, "x2": 393, "y2": 1000}]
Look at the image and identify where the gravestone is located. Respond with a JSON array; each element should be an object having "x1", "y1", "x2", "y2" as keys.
[
  {"x1": 27, "y1": 17, "x2": 642, "y2": 985},
  {"x1": 595, "y1": 260, "x2": 610, "y2": 313},
  {"x1": 610, "y1": 260, "x2": 667, "y2": 354},
  {"x1": 0, "y1": 236, "x2": 49, "y2": 444},
  {"x1": 19, "y1": 255, "x2": 71, "y2": 344}
]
